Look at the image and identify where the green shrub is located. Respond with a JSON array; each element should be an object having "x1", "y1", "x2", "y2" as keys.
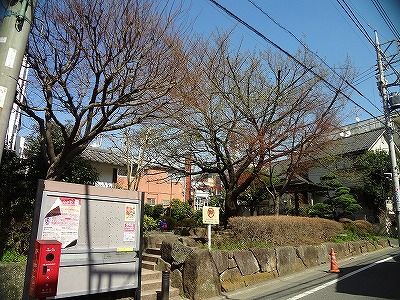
[
  {"x1": 152, "y1": 204, "x2": 164, "y2": 219},
  {"x1": 193, "y1": 210, "x2": 203, "y2": 226},
  {"x1": 169, "y1": 199, "x2": 192, "y2": 221},
  {"x1": 332, "y1": 219, "x2": 378, "y2": 243},
  {"x1": 229, "y1": 215, "x2": 343, "y2": 246},
  {"x1": 1, "y1": 249, "x2": 26, "y2": 263},
  {"x1": 163, "y1": 216, "x2": 177, "y2": 230},
  {"x1": 144, "y1": 204, "x2": 154, "y2": 217},
  {"x1": 178, "y1": 218, "x2": 198, "y2": 228},
  {"x1": 143, "y1": 215, "x2": 157, "y2": 232},
  {"x1": 308, "y1": 203, "x2": 332, "y2": 218}
]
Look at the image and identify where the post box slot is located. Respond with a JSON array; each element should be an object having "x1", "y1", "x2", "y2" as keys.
[
  {"x1": 46, "y1": 253, "x2": 55, "y2": 261},
  {"x1": 42, "y1": 266, "x2": 47, "y2": 275}
]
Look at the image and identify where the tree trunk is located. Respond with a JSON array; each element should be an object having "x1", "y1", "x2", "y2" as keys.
[
  {"x1": 224, "y1": 190, "x2": 238, "y2": 224},
  {"x1": 46, "y1": 159, "x2": 65, "y2": 181},
  {"x1": 274, "y1": 194, "x2": 280, "y2": 216},
  {"x1": 294, "y1": 193, "x2": 299, "y2": 216}
]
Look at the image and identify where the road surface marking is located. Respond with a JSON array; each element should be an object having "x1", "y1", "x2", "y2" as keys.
[{"x1": 286, "y1": 256, "x2": 395, "y2": 300}]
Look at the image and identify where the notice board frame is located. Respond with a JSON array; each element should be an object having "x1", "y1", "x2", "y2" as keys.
[{"x1": 23, "y1": 180, "x2": 144, "y2": 299}]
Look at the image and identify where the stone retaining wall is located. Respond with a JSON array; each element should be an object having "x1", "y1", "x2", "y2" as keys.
[{"x1": 159, "y1": 239, "x2": 392, "y2": 300}]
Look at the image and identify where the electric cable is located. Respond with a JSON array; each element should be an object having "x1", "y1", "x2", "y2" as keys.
[
  {"x1": 207, "y1": 0, "x2": 386, "y2": 128},
  {"x1": 371, "y1": 0, "x2": 400, "y2": 40},
  {"x1": 246, "y1": 0, "x2": 383, "y2": 114}
]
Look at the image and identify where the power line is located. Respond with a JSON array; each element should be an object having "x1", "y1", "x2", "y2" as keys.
[
  {"x1": 336, "y1": 0, "x2": 375, "y2": 47},
  {"x1": 246, "y1": 0, "x2": 383, "y2": 114},
  {"x1": 207, "y1": 0, "x2": 385, "y2": 125},
  {"x1": 336, "y1": 0, "x2": 400, "y2": 83},
  {"x1": 371, "y1": 0, "x2": 400, "y2": 40}
]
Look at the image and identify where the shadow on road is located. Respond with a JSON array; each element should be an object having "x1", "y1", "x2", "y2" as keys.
[{"x1": 335, "y1": 254, "x2": 400, "y2": 300}]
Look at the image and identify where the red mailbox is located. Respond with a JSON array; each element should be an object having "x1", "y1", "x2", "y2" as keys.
[{"x1": 29, "y1": 240, "x2": 62, "y2": 299}]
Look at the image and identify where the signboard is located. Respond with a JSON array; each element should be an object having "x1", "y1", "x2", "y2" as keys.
[
  {"x1": 202, "y1": 206, "x2": 220, "y2": 225},
  {"x1": 23, "y1": 180, "x2": 144, "y2": 299}
]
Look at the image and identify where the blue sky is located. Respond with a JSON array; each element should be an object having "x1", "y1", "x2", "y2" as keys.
[{"x1": 182, "y1": 0, "x2": 400, "y2": 125}]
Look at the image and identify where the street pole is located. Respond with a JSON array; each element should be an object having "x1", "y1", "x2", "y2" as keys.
[
  {"x1": 375, "y1": 31, "x2": 400, "y2": 245},
  {"x1": 0, "y1": 0, "x2": 36, "y2": 163}
]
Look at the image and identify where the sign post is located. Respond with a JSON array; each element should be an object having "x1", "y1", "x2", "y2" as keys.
[{"x1": 202, "y1": 206, "x2": 220, "y2": 250}]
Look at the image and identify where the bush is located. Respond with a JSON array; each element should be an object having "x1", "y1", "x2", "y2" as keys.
[
  {"x1": 143, "y1": 215, "x2": 157, "y2": 232},
  {"x1": 1, "y1": 249, "x2": 26, "y2": 263},
  {"x1": 152, "y1": 204, "x2": 164, "y2": 219},
  {"x1": 144, "y1": 204, "x2": 154, "y2": 217},
  {"x1": 229, "y1": 215, "x2": 343, "y2": 246},
  {"x1": 333, "y1": 220, "x2": 377, "y2": 242},
  {"x1": 308, "y1": 203, "x2": 332, "y2": 218},
  {"x1": 169, "y1": 199, "x2": 192, "y2": 221},
  {"x1": 163, "y1": 216, "x2": 177, "y2": 230}
]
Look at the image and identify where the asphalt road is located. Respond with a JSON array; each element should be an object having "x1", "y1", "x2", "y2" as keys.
[{"x1": 218, "y1": 245, "x2": 400, "y2": 300}]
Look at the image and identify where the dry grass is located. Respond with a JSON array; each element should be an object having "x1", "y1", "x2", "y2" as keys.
[
  {"x1": 229, "y1": 216, "x2": 343, "y2": 246},
  {"x1": 353, "y1": 220, "x2": 374, "y2": 233}
]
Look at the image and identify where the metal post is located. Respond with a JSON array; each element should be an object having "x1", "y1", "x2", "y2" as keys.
[
  {"x1": 161, "y1": 271, "x2": 170, "y2": 300},
  {"x1": 208, "y1": 224, "x2": 212, "y2": 250},
  {"x1": 0, "y1": 0, "x2": 36, "y2": 163},
  {"x1": 375, "y1": 31, "x2": 400, "y2": 245}
]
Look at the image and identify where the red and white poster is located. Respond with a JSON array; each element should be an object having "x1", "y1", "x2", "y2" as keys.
[
  {"x1": 42, "y1": 197, "x2": 81, "y2": 248},
  {"x1": 123, "y1": 222, "x2": 136, "y2": 242}
]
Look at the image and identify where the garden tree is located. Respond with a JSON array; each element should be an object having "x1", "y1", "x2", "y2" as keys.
[
  {"x1": 0, "y1": 149, "x2": 32, "y2": 258},
  {"x1": 24, "y1": 126, "x2": 99, "y2": 185},
  {"x1": 105, "y1": 125, "x2": 155, "y2": 190},
  {"x1": 16, "y1": 0, "x2": 190, "y2": 180},
  {"x1": 0, "y1": 129, "x2": 98, "y2": 258},
  {"x1": 354, "y1": 150, "x2": 392, "y2": 221},
  {"x1": 151, "y1": 35, "x2": 353, "y2": 218},
  {"x1": 238, "y1": 177, "x2": 269, "y2": 216},
  {"x1": 309, "y1": 174, "x2": 361, "y2": 219}
]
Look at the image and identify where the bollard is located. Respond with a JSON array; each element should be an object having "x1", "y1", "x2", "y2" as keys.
[{"x1": 161, "y1": 270, "x2": 170, "y2": 300}]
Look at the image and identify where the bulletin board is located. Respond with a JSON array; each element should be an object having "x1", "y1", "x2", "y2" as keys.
[{"x1": 23, "y1": 180, "x2": 144, "y2": 299}]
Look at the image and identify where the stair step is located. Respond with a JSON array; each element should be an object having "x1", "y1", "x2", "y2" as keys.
[
  {"x1": 142, "y1": 261, "x2": 157, "y2": 271},
  {"x1": 146, "y1": 248, "x2": 162, "y2": 256},
  {"x1": 143, "y1": 253, "x2": 160, "y2": 263},
  {"x1": 142, "y1": 268, "x2": 161, "y2": 281},
  {"x1": 140, "y1": 287, "x2": 181, "y2": 300},
  {"x1": 141, "y1": 279, "x2": 161, "y2": 291}
]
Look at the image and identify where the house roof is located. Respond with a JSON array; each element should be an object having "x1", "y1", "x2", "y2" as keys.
[
  {"x1": 330, "y1": 128, "x2": 385, "y2": 155},
  {"x1": 81, "y1": 147, "x2": 125, "y2": 167}
]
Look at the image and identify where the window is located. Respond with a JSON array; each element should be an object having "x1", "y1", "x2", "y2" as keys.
[
  {"x1": 147, "y1": 198, "x2": 156, "y2": 206},
  {"x1": 163, "y1": 199, "x2": 170, "y2": 207},
  {"x1": 117, "y1": 168, "x2": 128, "y2": 176}
]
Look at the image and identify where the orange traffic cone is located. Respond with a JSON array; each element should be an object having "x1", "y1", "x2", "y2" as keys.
[{"x1": 329, "y1": 248, "x2": 340, "y2": 273}]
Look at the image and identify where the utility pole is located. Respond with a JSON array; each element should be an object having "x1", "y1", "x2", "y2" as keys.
[
  {"x1": 0, "y1": 0, "x2": 36, "y2": 163},
  {"x1": 375, "y1": 31, "x2": 400, "y2": 245}
]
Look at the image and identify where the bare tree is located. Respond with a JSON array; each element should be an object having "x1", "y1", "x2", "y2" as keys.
[
  {"x1": 17, "y1": 0, "x2": 190, "y2": 180},
  {"x1": 104, "y1": 125, "x2": 155, "y2": 190},
  {"x1": 152, "y1": 35, "x2": 353, "y2": 218}
]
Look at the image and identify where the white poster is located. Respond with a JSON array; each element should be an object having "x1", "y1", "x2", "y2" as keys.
[
  {"x1": 123, "y1": 222, "x2": 136, "y2": 242},
  {"x1": 42, "y1": 197, "x2": 81, "y2": 248}
]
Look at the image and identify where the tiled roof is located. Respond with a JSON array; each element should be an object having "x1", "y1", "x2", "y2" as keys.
[
  {"x1": 330, "y1": 128, "x2": 384, "y2": 155},
  {"x1": 81, "y1": 147, "x2": 125, "y2": 167}
]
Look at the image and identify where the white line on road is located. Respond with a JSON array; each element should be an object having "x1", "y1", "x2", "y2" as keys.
[{"x1": 286, "y1": 256, "x2": 395, "y2": 300}]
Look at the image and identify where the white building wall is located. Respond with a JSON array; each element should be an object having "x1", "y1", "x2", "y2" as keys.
[
  {"x1": 5, "y1": 58, "x2": 28, "y2": 154},
  {"x1": 91, "y1": 162, "x2": 115, "y2": 188}
]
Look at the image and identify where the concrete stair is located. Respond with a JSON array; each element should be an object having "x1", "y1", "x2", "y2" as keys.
[{"x1": 141, "y1": 246, "x2": 181, "y2": 300}]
